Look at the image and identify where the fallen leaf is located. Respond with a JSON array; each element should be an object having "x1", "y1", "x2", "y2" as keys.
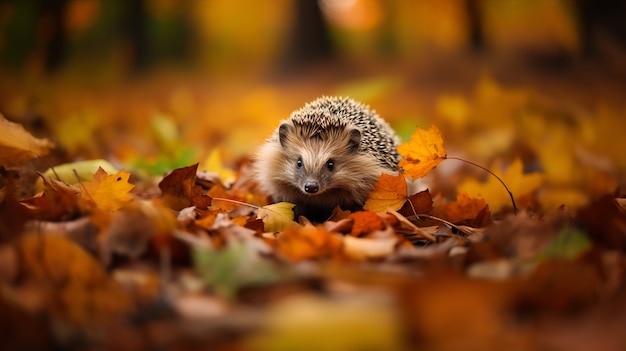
[
  {"x1": 159, "y1": 163, "x2": 212, "y2": 211},
  {"x1": 363, "y1": 173, "x2": 407, "y2": 212},
  {"x1": 37, "y1": 159, "x2": 118, "y2": 192},
  {"x1": 207, "y1": 183, "x2": 240, "y2": 211},
  {"x1": 398, "y1": 189, "x2": 433, "y2": 217},
  {"x1": 397, "y1": 125, "x2": 447, "y2": 179},
  {"x1": 388, "y1": 210, "x2": 436, "y2": 242},
  {"x1": 199, "y1": 149, "x2": 236, "y2": 184},
  {"x1": 22, "y1": 174, "x2": 94, "y2": 221},
  {"x1": 343, "y1": 235, "x2": 398, "y2": 260},
  {"x1": 0, "y1": 170, "x2": 32, "y2": 243},
  {"x1": 16, "y1": 233, "x2": 134, "y2": 325},
  {"x1": 249, "y1": 293, "x2": 403, "y2": 351},
  {"x1": 577, "y1": 196, "x2": 626, "y2": 251},
  {"x1": 444, "y1": 192, "x2": 492, "y2": 227},
  {"x1": 0, "y1": 113, "x2": 54, "y2": 167},
  {"x1": 533, "y1": 225, "x2": 592, "y2": 262},
  {"x1": 80, "y1": 167, "x2": 135, "y2": 212},
  {"x1": 258, "y1": 202, "x2": 296, "y2": 232},
  {"x1": 93, "y1": 199, "x2": 182, "y2": 264},
  {"x1": 458, "y1": 158, "x2": 543, "y2": 212},
  {"x1": 193, "y1": 231, "x2": 280, "y2": 298},
  {"x1": 274, "y1": 224, "x2": 343, "y2": 261},
  {"x1": 348, "y1": 211, "x2": 385, "y2": 237}
]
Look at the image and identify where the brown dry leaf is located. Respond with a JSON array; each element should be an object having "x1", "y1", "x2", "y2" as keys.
[
  {"x1": 397, "y1": 125, "x2": 447, "y2": 179},
  {"x1": 159, "y1": 163, "x2": 212, "y2": 211},
  {"x1": 388, "y1": 210, "x2": 436, "y2": 242},
  {"x1": 80, "y1": 167, "x2": 135, "y2": 212},
  {"x1": 444, "y1": 192, "x2": 492, "y2": 227},
  {"x1": 16, "y1": 233, "x2": 134, "y2": 325},
  {"x1": 274, "y1": 224, "x2": 344, "y2": 261},
  {"x1": 348, "y1": 211, "x2": 385, "y2": 237},
  {"x1": 0, "y1": 171, "x2": 32, "y2": 243},
  {"x1": 0, "y1": 114, "x2": 54, "y2": 167},
  {"x1": 399, "y1": 189, "x2": 433, "y2": 217},
  {"x1": 22, "y1": 174, "x2": 94, "y2": 221},
  {"x1": 363, "y1": 173, "x2": 407, "y2": 212}
]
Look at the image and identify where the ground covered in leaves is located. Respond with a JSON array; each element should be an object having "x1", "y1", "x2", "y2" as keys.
[{"x1": 1, "y1": 64, "x2": 626, "y2": 350}]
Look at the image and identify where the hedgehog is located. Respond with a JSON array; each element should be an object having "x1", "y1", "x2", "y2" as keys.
[{"x1": 253, "y1": 96, "x2": 401, "y2": 221}]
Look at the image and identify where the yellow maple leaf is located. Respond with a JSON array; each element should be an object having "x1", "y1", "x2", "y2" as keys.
[
  {"x1": 81, "y1": 167, "x2": 135, "y2": 212},
  {"x1": 397, "y1": 125, "x2": 447, "y2": 179},
  {"x1": 0, "y1": 113, "x2": 54, "y2": 167},
  {"x1": 458, "y1": 159, "x2": 543, "y2": 212},
  {"x1": 363, "y1": 173, "x2": 407, "y2": 213}
]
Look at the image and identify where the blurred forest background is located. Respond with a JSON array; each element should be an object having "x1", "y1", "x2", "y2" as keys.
[{"x1": 1, "y1": 0, "x2": 625, "y2": 209}]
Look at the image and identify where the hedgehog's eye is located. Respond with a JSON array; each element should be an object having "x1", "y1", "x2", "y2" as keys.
[
  {"x1": 297, "y1": 158, "x2": 303, "y2": 169},
  {"x1": 326, "y1": 159, "x2": 334, "y2": 171}
]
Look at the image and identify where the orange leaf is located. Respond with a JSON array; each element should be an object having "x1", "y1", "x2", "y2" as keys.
[
  {"x1": 80, "y1": 167, "x2": 134, "y2": 212},
  {"x1": 363, "y1": 173, "x2": 407, "y2": 213},
  {"x1": 17, "y1": 234, "x2": 133, "y2": 325},
  {"x1": 348, "y1": 211, "x2": 385, "y2": 237},
  {"x1": 397, "y1": 125, "x2": 447, "y2": 179},
  {"x1": 159, "y1": 164, "x2": 212, "y2": 211},
  {"x1": 274, "y1": 224, "x2": 344, "y2": 261},
  {"x1": 444, "y1": 193, "x2": 491, "y2": 227}
]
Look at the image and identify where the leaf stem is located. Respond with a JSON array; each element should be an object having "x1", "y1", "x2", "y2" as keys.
[
  {"x1": 447, "y1": 156, "x2": 518, "y2": 214},
  {"x1": 211, "y1": 197, "x2": 295, "y2": 224},
  {"x1": 211, "y1": 197, "x2": 262, "y2": 211}
]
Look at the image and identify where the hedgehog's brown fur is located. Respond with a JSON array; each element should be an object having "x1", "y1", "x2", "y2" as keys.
[{"x1": 254, "y1": 96, "x2": 401, "y2": 221}]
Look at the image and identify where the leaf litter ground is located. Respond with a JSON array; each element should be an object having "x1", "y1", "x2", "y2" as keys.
[{"x1": 0, "y1": 69, "x2": 626, "y2": 351}]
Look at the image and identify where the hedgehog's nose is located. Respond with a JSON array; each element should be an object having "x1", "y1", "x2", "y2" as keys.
[{"x1": 304, "y1": 181, "x2": 319, "y2": 194}]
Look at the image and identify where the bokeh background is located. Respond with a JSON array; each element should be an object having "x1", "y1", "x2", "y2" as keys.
[{"x1": 1, "y1": 0, "x2": 625, "y2": 211}]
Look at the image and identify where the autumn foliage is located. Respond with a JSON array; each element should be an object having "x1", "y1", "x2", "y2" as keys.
[{"x1": 1, "y1": 82, "x2": 625, "y2": 350}]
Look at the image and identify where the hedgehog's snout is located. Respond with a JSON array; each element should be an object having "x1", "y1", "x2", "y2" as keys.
[{"x1": 304, "y1": 181, "x2": 319, "y2": 194}]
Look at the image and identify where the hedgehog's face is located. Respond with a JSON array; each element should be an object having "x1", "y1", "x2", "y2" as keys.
[{"x1": 278, "y1": 122, "x2": 361, "y2": 196}]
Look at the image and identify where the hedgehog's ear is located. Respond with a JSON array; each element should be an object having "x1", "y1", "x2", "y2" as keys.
[
  {"x1": 347, "y1": 128, "x2": 361, "y2": 153},
  {"x1": 278, "y1": 123, "x2": 294, "y2": 147}
]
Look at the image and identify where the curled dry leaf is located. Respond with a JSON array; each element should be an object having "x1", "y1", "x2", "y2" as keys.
[
  {"x1": 388, "y1": 210, "x2": 436, "y2": 242},
  {"x1": 0, "y1": 114, "x2": 54, "y2": 167},
  {"x1": 399, "y1": 189, "x2": 433, "y2": 217},
  {"x1": 22, "y1": 174, "x2": 94, "y2": 221},
  {"x1": 159, "y1": 163, "x2": 212, "y2": 211}
]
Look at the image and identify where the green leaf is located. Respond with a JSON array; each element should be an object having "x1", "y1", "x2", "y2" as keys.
[
  {"x1": 534, "y1": 225, "x2": 592, "y2": 262},
  {"x1": 192, "y1": 241, "x2": 281, "y2": 299}
]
